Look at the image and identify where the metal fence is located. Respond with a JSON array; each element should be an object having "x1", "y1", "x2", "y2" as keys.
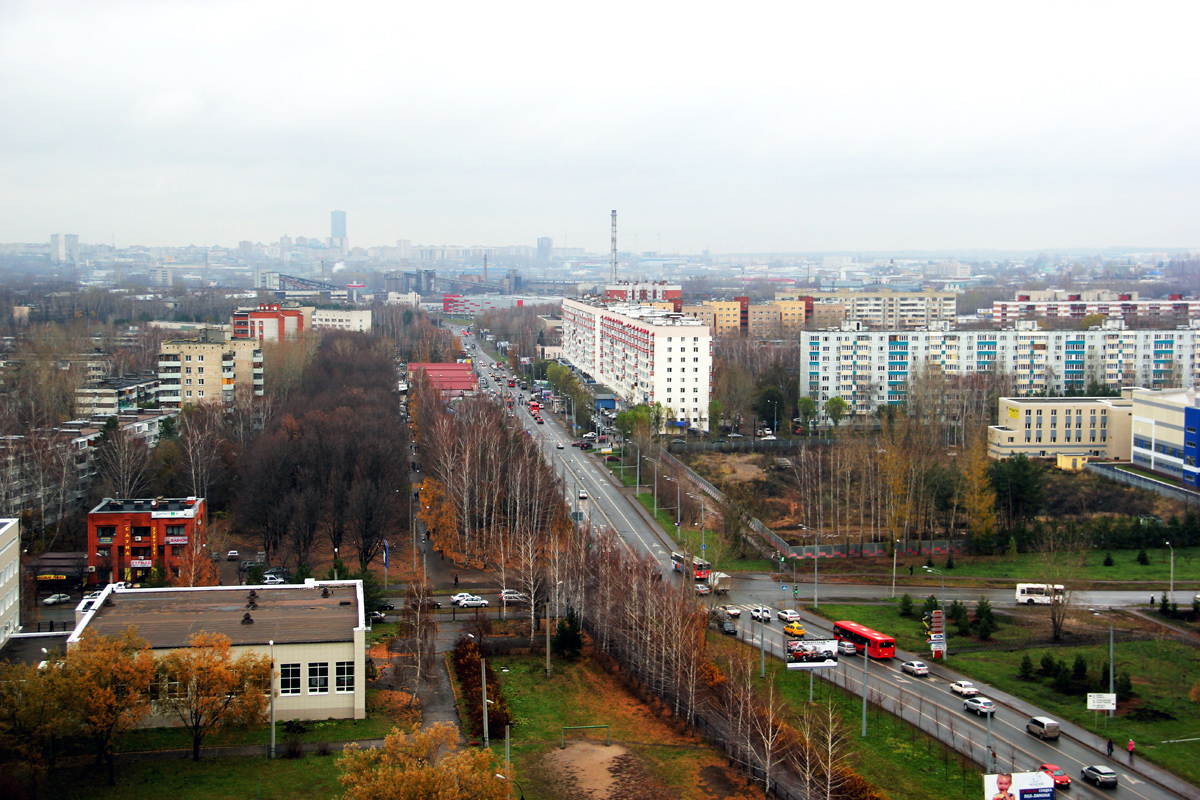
[
  {"x1": 1084, "y1": 462, "x2": 1200, "y2": 504},
  {"x1": 668, "y1": 438, "x2": 835, "y2": 454}
]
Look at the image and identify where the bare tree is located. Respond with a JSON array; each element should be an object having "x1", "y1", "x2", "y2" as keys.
[{"x1": 93, "y1": 422, "x2": 152, "y2": 499}]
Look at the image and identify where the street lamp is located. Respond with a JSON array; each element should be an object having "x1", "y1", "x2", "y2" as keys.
[
  {"x1": 1165, "y1": 540, "x2": 1174, "y2": 606},
  {"x1": 688, "y1": 493, "x2": 706, "y2": 559},
  {"x1": 891, "y1": 539, "x2": 900, "y2": 599},
  {"x1": 333, "y1": 547, "x2": 339, "y2": 581},
  {"x1": 545, "y1": 579, "x2": 563, "y2": 678},
  {"x1": 496, "y1": 774, "x2": 526, "y2": 800},
  {"x1": 268, "y1": 639, "x2": 276, "y2": 759},
  {"x1": 922, "y1": 566, "x2": 947, "y2": 661}
]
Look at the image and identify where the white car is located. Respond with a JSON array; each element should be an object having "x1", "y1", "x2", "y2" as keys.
[
  {"x1": 901, "y1": 660, "x2": 929, "y2": 676},
  {"x1": 582, "y1": 432, "x2": 597, "y2": 439},
  {"x1": 42, "y1": 593, "x2": 72, "y2": 606},
  {"x1": 776, "y1": 609, "x2": 801, "y2": 622},
  {"x1": 750, "y1": 605, "x2": 772, "y2": 622},
  {"x1": 556, "y1": 442, "x2": 564, "y2": 449},
  {"x1": 578, "y1": 490, "x2": 588, "y2": 500},
  {"x1": 720, "y1": 604, "x2": 741, "y2": 618},
  {"x1": 458, "y1": 596, "x2": 489, "y2": 608},
  {"x1": 963, "y1": 697, "x2": 996, "y2": 716},
  {"x1": 950, "y1": 681, "x2": 978, "y2": 697},
  {"x1": 449, "y1": 592, "x2": 477, "y2": 606},
  {"x1": 760, "y1": 435, "x2": 778, "y2": 441},
  {"x1": 262, "y1": 574, "x2": 286, "y2": 585},
  {"x1": 80, "y1": 591, "x2": 104, "y2": 610},
  {"x1": 499, "y1": 589, "x2": 527, "y2": 604}
]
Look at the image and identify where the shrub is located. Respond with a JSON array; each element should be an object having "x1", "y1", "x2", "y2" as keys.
[
  {"x1": 1159, "y1": 595, "x2": 1171, "y2": 616},
  {"x1": 922, "y1": 595, "x2": 939, "y2": 616},
  {"x1": 977, "y1": 617, "x2": 994, "y2": 641},
  {"x1": 1116, "y1": 672, "x2": 1133, "y2": 699},
  {"x1": 1018, "y1": 654, "x2": 1035, "y2": 681},
  {"x1": 925, "y1": 555, "x2": 934, "y2": 568},
  {"x1": 975, "y1": 597, "x2": 995, "y2": 629},
  {"x1": 945, "y1": 553, "x2": 956, "y2": 569},
  {"x1": 899, "y1": 593, "x2": 914, "y2": 617},
  {"x1": 949, "y1": 600, "x2": 970, "y2": 634},
  {"x1": 1052, "y1": 661, "x2": 1073, "y2": 693},
  {"x1": 1072, "y1": 654, "x2": 1088, "y2": 681},
  {"x1": 1103, "y1": 552, "x2": 1114, "y2": 567},
  {"x1": 1040, "y1": 652, "x2": 1057, "y2": 676},
  {"x1": 552, "y1": 610, "x2": 584, "y2": 660},
  {"x1": 1136, "y1": 549, "x2": 1150, "y2": 565}
]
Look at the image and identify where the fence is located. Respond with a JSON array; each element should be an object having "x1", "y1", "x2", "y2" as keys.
[
  {"x1": 1085, "y1": 462, "x2": 1200, "y2": 505},
  {"x1": 668, "y1": 438, "x2": 836, "y2": 454}
]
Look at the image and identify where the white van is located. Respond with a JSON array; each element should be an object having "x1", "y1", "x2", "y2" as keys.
[{"x1": 1026, "y1": 716, "x2": 1060, "y2": 740}]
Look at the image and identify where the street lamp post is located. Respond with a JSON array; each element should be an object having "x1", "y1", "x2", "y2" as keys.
[
  {"x1": 891, "y1": 539, "x2": 900, "y2": 599},
  {"x1": 333, "y1": 547, "x2": 339, "y2": 581},
  {"x1": 269, "y1": 639, "x2": 276, "y2": 758},
  {"x1": 496, "y1": 774, "x2": 526, "y2": 800},
  {"x1": 545, "y1": 579, "x2": 563, "y2": 678},
  {"x1": 1166, "y1": 540, "x2": 1174, "y2": 605}
]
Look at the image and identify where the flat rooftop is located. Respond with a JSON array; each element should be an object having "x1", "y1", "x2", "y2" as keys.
[
  {"x1": 90, "y1": 497, "x2": 203, "y2": 518},
  {"x1": 79, "y1": 584, "x2": 361, "y2": 649}
]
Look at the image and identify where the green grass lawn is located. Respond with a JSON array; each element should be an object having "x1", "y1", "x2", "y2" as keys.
[
  {"x1": 47, "y1": 753, "x2": 345, "y2": 800},
  {"x1": 955, "y1": 640, "x2": 1200, "y2": 786},
  {"x1": 806, "y1": 601, "x2": 1034, "y2": 655}
]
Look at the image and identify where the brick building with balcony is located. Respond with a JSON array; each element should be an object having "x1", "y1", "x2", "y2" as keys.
[
  {"x1": 87, "y1": 496, "x2": 207, "y2": 586},
  {"x1": 158, "y1": 328, "x2": 263, "y2": 409}
]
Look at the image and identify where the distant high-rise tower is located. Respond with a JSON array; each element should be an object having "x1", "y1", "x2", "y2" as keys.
[
  {"x1": 537, "y1": 237, "x2": 553, "y2": 262},
  {"x1": 331, "y1": 210, "x2": 347, "y2": 240},
  {"x1": 610, "y1": 210, "x2": 618, "y2": 283},
  {"x1": 50, "y1": 233, "x2": 79, "y2": 264}
]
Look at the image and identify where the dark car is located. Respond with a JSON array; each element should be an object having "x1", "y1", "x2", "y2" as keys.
[
  {"x1": 721, "y1": 620, "x2": 738, "y2": 635},
  {"x1": 376, "y1": 602, "x2": 395, "y2": 611},
  {"x1": 409, "y1": 598, "x2": 442, "y2": 610}
]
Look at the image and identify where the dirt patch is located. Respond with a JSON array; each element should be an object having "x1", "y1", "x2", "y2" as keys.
[{"x1": 540, "y1": 742, "x2": 624, "y2": 799}]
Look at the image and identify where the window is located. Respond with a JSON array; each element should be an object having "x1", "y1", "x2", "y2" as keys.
[
  {"x1": 280, "y1": 663, "x2": 301, "y2": 695},
  {"x1": 336, "y1": 661, "x2": 355, "y2": 693},
  {"x1": 308, "y1": 662, "x2": 328, "y2": 694}
]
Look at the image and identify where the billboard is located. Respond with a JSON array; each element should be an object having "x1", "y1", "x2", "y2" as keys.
[
  {"x1": 786, "y1": 639, "x2": 839, "y2": 670},
  {"x1": 983, "y1": 771, "x2": 1054, "y2": 800}
]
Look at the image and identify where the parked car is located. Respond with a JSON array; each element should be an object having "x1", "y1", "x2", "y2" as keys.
[
  {"x1": 262, "y1": 574, "x2": 286, "y2": 585},
  {"x1": 749, "y1": 605, "x2": 772, "y2": 622},
  {"x1": 368, "y1": 610, "x2": 387, "y2": 623},
  {"x1": 950, "y1": 681, "x2": 978, "y2": 697},
  {"x1": 760, "y1": 435, "x2": 778, "y2": 441},
  {"x1": 963, "y1": 697, "x2": 996, "y2": 716},
  {"x1": 42, "y1": 593, "x2": 72, "y2": 606},
  {"x1": 500, "y1": 589, "x2": 527, "y2": 605},
  {"x1": 1027, "y1": 716, "x2": 1061, "y2": 740},
  {"x1": 776, "y1": 609, "x2": 801, "y2": 622},
  {"x1": 449, "y1": 592, "x2": 477, "y2": 605},
  {"x1": 728, "y1": 433, "x2": 745, "y2": 438},
  {"x1": 901, "y1": 660, "x2": 929, "y2": 676},
  {"x1": 720, "y1": 604, "x2": 741, "y2": 618},
  {"x1": 721, "y1": 620, "x2": 738, "y2": 635},
  {"x1": 582, "y1": 432, "x2": 597, "y2": 439},
  {"x1": 1080, "y1": 765, "x2": 1117, "y2": 788},
  {"x1": 376, "y1": 601, "x2": 395, "y2": 611},
  {"x1": 409, "y1": 598, "x2": 442, "y2": 610},
  {"x1": 239, "y1": 560, "x2": 259, "y2": 572},
  {"x1": 695, "y1": 583, "x2": 712, "y2": 595},
  {"x1": 80, "y1": 591, "x2": 104, "y2": 611},
  {"x1": 838, "y1": 640, "x2": 857, "y2": 655},
  {"x1": 226, "y1": 550, "x2": 239, "y2": 561},
  {"x1": 783, "y1": 621, "x2": 806, "y2": 637},
  {"x1": 458, "y1": 596, "x2": 489, "y2": 608},
  {"x1": 1038, "y1": 764, "x2": 1071, "y2": 789},
  {"x1": 578, "y1": 489, "x2": 588, "y2": 500}
]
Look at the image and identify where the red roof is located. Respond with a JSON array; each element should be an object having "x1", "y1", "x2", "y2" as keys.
[{"x1": 408, "y1": 363, "x2": 477, "y2": 394}]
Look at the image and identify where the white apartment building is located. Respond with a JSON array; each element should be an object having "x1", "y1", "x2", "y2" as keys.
[
  {"x1": 987, "y1": 396, "x2": 1132, "y2": 461},
  {"x1": 158, "y1": 330, "x2": 263, "y2": 409},
  {"x1": 562, "y1": 299, "x2": 712, "y2": 430},
  {"x1": 0, "y1": 519, "x2": 20, "y2": 649},
  {"x1": 1130, "y1": 388, "x2": 1200, "y2": 487},
  {"x1": 800, "y1": 320, "x2": 1200, "y2": 419},
  {"x1": 991, "y1": 290, "x2": 1200, "y2": 327},
  {"x1": 779, "y1": 290, "x2": 956, "y2": 329},
  {"x1": 312, "y1": 308, "x2": 372, "y2": 332}
]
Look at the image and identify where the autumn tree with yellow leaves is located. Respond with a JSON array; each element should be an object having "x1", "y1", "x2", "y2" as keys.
[{"x1": 337, "y1": 723, "x2": 507, "y2": 800}]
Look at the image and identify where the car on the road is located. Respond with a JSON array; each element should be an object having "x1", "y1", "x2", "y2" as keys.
[
  {"x1": 262, "y1": 574, "x2": 286, "y2": 585},
  {"x1": 695, "y1": 583, "x2": 712, "y2": 595},
  {"x1": 783, "y1": 621, "x2": 806, "y2": 637},
  {"x1": 536, "y1": 417, "x2": 544, "y2": 424},
  {"x1": 500, "y1": 589, "x2": 527, "y2": 605},
  {"x1": 749, "y1": 605, "x2": 772, "y2": 622},
  {"x1": 376, "y1": 602, "x2": 395, "y2": 611},
  {"x1": 368, "y1": 610, "x2": 387, "y2": 623},
  {"x1": 901, "y1": 660, "x2": 929, "y2": 676},
  {"x1": 720, "y1": 620, "x2": 738, "y2": 635},
  {"x1": 963, "y1": 697, "x2": 996, "y2": 716},
  {"x1": 578, "y1": 489, "x2": 588, "y2": 500},
  {"x1": 760, "y1": 435, "x2": 778, "y2": 441},
  {"x1": 776, "y1": 609, "x2": 801, "y2": 622},
  {"x1": 717, "y1": 604, "x2": 740, "y2": 618},
  {"x1": 1080, "y1": 765, "x2": 1117, "y2": 788},
  {"x1": 582, "y1": 432, "x2": 596, "y2": 439},
  {"x1": 1038, "y1": 764, "x2": 1071, "y2": 789},
  {"x1": 409, "y1": 598, "x2": 442, "y2": 610},
  {"x1": 80, "y1": 591, "x2": 104, "y2": 611},
  {"x1": 728, "y1": 433, "x2": 744, "y2": 438},
  {"x1": 42, "y1": 593, "x2": 72, "y2": 606},
  {"x1": 556, "y1": 442, "x2": 564, "y2": 449},
  {"x1": 838, "y1": 640, "x2": 857, "y2": 655},
  {"x1": 950, "y1": 680, "x2": 978, "y2": 697},
  {"x1": 1026, "y1": 716, "x2": 1060, "y2": 740},
  {"x1": 239, "y1": 559, "x2": 259, "y2": 572},
  {"x1": 449, "y1": 592, "x2": 477, "y2": 605},
  {"x1": 458, "y1": 596, "x2": 490, "y2": 608},
  {"x1": 226, "y1": 550, "x2": 239, "y2": 561}
]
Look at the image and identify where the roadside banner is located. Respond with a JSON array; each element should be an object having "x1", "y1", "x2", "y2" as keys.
[
  {"x1": 982, "y1": 771, "x2": 1053, "y2": 800},
  {"x1": 786, "y1": 639, "x2": 839, "y2": 670},
  {"x1": 1087, "y1": 693, "x2": 1116, "y2": 711}
]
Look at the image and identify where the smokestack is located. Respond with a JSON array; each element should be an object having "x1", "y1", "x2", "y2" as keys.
[{"x1": 610, "y1": 209, "x2": 617, "y2": 283}]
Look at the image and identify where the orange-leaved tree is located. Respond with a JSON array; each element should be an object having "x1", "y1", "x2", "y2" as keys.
[
  {"x1": 416, "y1": 478, "x2": 457, "y2": 555},
  {"x1": 60, "y1": 627, "x2": 155, "y2": 786},
  {"x1": 155, "y1": 631, "x2": 272, "y2": 761},
  {"x1": 0, "y1": 658, "x2": 72, "y2": 797},
  {"x1": 337, "y1": 722, "x2": 507, "y2": 800},
  {"x1": 170, "y1": 539, "x2": 220, "y2": 587}
]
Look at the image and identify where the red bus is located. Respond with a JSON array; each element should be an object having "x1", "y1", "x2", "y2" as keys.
[
  {"x1": 832, "y1": 621, "x2": 896, "y2": 659},
  {"x1": 530, "y1": 400, "x2": 541, "y2": 414}
]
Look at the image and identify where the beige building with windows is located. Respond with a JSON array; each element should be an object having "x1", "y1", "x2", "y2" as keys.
[
  {"x1": 987, "y1": 396, "x2": 1132, "y2": 461},
  {"x1": 158, "y1": 329, "x2": 263, "y2": 408},
  {"x1": 0, "y1": 519, "x2": 19, "y2": 649},
  {"x1": 68, "y1": 580, "x2": 367, "y2": 722},
  {"x1": 779, "y1": 290, "x2": 955, "y2": 329}
]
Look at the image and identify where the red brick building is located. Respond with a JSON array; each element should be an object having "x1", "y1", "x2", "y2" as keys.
[
  {"x1": 87, "y1": 497, "x2": 207, "y2": 586},
  {"x1": 232, "y1": 303, "x2": 307, "y2": 341}
]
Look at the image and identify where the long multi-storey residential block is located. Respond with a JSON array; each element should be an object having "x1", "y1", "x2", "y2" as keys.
[
  {"x1": 992, "y1": 290, "x2": 1200, "y2": 327},
  {"x1": 801, "y1": 320, "x2": 1200, "y2": 419},
  {"x1": 562, "y1": 299, "x2": 712, "y2": 430},
  {"x1": 779, "y1": 289, "x2": 956, "y2": 329},
  {"x1": 158, "y1": 328, "x2": 263, "y2": 408}
]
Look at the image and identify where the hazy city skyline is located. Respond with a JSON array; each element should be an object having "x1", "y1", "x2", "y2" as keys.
[{"x1": 2, "y1": 1, "x2": 1198, "y2": 253}]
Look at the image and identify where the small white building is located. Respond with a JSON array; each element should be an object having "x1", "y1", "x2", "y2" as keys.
[
  {"x1": 312, "y1": 308, "x2": 373, "y2": 333},
  {"x1": 69, "y1": 580, "x2": 367, "y2": 722},
  {"x1": 0, "y1": 519, "x2": 20, "y2": 649}
]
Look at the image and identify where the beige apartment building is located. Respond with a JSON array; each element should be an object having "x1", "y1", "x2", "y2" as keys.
[
  {"x1": 681, "y1": 304, "x2": 716, "y2": 332},
  {"x1": 158, "y1": 328, "x2": 264, "y2": 409},
  {"x1": 779, "y1": 290, "x2": 955, "y2": 329},
  {"x1": 809, "y1": 301, "x2": 847, "y2": 329},
  {"x1": 682, "y1": 301, "x2": 742, "y2": 336},
  {"x1": 987, "y1": 396, "x2": 1132, "y2": 461}
]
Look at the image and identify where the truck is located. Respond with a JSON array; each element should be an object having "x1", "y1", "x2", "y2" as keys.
[{"x1": 708, "y1": 572, "x2": 731, "y2": 595}]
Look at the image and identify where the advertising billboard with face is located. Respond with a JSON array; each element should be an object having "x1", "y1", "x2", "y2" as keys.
[
  {"x1": 983, "y1": 771, "x2": 1054, "y2": 800},
  {"x1": 785, "y1": 639, "x2": 839, "y2": 670}
]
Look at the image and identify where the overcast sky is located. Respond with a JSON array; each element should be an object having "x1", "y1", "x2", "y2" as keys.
[{"x1": 2, "y1": 1, "x2": 1198, "y2": 254}]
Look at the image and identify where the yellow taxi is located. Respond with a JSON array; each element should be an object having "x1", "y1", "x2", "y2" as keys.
[{"x1": 783, "y1": 621, "x2": 806, "y2": 638}]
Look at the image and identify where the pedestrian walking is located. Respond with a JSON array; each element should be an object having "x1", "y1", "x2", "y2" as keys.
[
  {"x1": 909, "y1": 564, "x2": 914, "y2": 576},
  {"x1": 1127, "y1": 738, "x2": 1135, "y2": 764},
  {"x1": 454, "y1": 573, "x2": 459, "y2": 587},
  {"x1": 1106, "y1": 738, "x2": 1114, "y2": 758},
  {"x1": 1150, "y1": 595, "x2": 1155, "y2": 605}
]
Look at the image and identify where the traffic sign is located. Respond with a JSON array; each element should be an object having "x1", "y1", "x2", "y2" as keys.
[
  {"x1": 1087, "y1": 693, "x2": 1117, "y2": 711},
  {"x1": 928, "y1": 633, "x2": 945, "y2": 642}
]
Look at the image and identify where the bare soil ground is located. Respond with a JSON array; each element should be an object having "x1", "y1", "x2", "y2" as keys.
[{"x1": 537, "y1": 742, "x2": 759, "y2": 800}]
